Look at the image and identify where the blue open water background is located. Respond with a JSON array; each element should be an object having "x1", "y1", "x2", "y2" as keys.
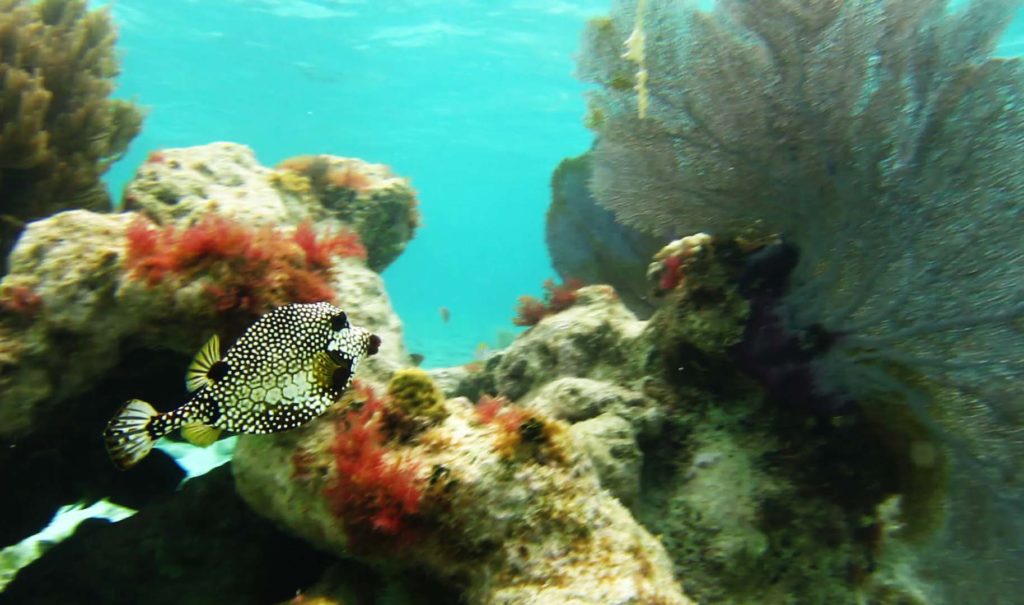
[
  {"x1": 94, "y1": 0, "x2": 1024, "y2": 368},
  {"x1": 97, "y1": 0, "x2": 609, "y2": 368}
]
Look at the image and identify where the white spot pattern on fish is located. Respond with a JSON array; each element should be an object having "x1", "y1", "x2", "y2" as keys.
[{"x1": 103, "y1": 302, "x2": 382, "y2": 470}]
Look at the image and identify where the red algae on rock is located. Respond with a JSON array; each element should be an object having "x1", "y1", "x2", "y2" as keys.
[
  {"x1": 512, "y1": 278, "x2": 585, "y2": 327},
  {"x1": 123, "y1": 214, "x2": 365, "y2": 316},
  {"x1": 323, "y1": 385, "x2": 424, "y2": 552}
]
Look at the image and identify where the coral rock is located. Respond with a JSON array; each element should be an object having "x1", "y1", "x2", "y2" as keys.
[
  {"x1": 124, "y1": 143, "x2": 318, "y2": 227},
  {"x1": 485, "y1": 285, "x2": 645, "y2": 400},
  {"x1": 0, "y1": 211, "x2": 409, "y2": 441},
  {"x1": 569, "y1": 413, "x2": 643, "y2": 509},
  {"x1": 124, "y1": 143, "x2": 418, "y2": 272},
  {"x1": 233, "y1": 395, "x2": 693, "y2": 605}
]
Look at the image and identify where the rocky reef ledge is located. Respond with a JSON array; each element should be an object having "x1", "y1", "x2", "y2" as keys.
[{"x1": 2, "y1": 142, "x2": 941, "y2": 605}]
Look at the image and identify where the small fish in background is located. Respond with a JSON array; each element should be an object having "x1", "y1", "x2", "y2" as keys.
[
  {"x1": 409, "y1": 353, "x2": 425, "y2": 367},
  {"x1": 474, "y1": 342, "x2": 493, "y2": 362},
  {"x1": 439, "y1": 306, "x2": 450, "y2": 324},
  {"x1": 104, "y1": 302, "x2": 381, "y2": 470}
]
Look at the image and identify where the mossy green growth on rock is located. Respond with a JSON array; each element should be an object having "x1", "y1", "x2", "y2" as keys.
[
  {"x1": 0, "y1": 0, "x2": 144, "y2": 267},
  {"x1": 386, "y1": 368, "x2": 446, "y2": 424},
  {"x1": 274, "y1": 154, "x2": 419, "y2": 272},
  {"x1": 641, "y1": 236, "x2": 750, "y2": 395}
]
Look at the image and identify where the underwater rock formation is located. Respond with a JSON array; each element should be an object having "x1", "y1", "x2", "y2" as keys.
[
  {"x1": 545, "y1": 153, "x2": 662, "y2": 318},
  {"x1": 274, "y1": 153, "x2": 421, "y2": 272},
  {"x1": 0, "y1": 0, "x2": 143, "y2": 268},
  {"x1": 124, "y1": 144, "x2": 419, "y2": 272},
  {"x1": 232, "y1": 388, "x2": 692, "y2": 605},
  {"x1": 0, "y1": 142, "x2": 411, "y2": 549},
  {"x1": 0, "y1": 209, "x2": 408, "y2": 443},
  {"x1": 579, "y1": 1, "x2": 1024, "y2": 602},
  {"x1": 444, "y1": 235, "x2": 948, "y2": 604}
]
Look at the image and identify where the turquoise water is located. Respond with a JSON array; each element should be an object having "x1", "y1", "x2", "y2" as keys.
[
  {"x1": 95, "y1": 0, "x2": 1024, "y2": 368},
  {"x1": 99, "y1": 0, "x2": 607, "y2": 368}
]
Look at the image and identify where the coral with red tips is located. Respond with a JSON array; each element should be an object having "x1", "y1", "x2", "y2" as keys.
[{"x1": 123, "y1": 214, "x2": 365, "y2": 316}]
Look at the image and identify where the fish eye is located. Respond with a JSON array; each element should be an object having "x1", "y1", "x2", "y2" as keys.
[{"x1": 330, "y1": 312, "x2": 349, "y2": 331}]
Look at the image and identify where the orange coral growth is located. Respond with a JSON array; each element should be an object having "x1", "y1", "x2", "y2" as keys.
[
  {"x1": 0, "y1": 284, "x2": 43, "y2": 319},
  {"x1": 474, "y1": 395, "x2": 566, "y2": 464},
  {"x1": 123, "y1": 214, "x2": 365, "y2": 316},
  {"x1": 276, "y1": 155, "x2": 318, "y2": 173},
  {"x1": 474, "y1": 394, "x2": 512, "y2": 425},
  {"x1": 512, "y1": 278, "x2": 584, "y2": 327},
  {"x1": 326, "y1": 163, "x2": 373, "y2": 192},
  {"x1": 324, "y1": 386, "x2": 424, "y2": 551},
  {"x1": 276, "y1": 155, "x2": 376, "y2": 194}
]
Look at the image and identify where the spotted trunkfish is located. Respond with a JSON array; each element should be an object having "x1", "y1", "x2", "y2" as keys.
[{"x1": 104, "y1": 302, "x2": 381, "y2": 470}]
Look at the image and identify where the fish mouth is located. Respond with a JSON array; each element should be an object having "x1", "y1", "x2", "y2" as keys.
[{"x1": 368, "y1": 333, "x2": 381, "y2": 356}]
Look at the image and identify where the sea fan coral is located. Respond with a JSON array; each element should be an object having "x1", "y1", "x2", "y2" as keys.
[
  {"x1": 0, "y1": 0, "x2": 143, "y2": 265},
  {"x1": 579, "y1": 0, "x2": 1024, "y2": 599},
  {"x1": 123, "y1": 214, "x2": 365, "y2": 316}
]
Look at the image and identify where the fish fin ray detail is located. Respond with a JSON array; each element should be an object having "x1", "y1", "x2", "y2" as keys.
[
  {"x1": 186, "y1": 334, "x2": 221, "y2": 392},
  {"x1": 312, "y1": 350, "x2": 339, "y2": 389},
  {"x1": 181, "y1": 423, "x2": 222, "y2": 447},
  {"x1": 103, "y1": 399, "x2": 160, "y2": 470}
]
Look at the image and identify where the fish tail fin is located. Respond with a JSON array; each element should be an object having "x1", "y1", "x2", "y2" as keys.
[{"x1": 103, "y1": 399, "x2": 161, "y2": 470}]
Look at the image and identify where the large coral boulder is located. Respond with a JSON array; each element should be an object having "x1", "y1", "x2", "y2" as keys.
[
  {"x1": 0, "y1": 196, "x2": 410, "y2": 546},
  {"x1": 233, "y1": 392, "x2": 692, "y2": 605},
  {"x1": 123, "y1": 143, "x2": 419, "y2": 272}
]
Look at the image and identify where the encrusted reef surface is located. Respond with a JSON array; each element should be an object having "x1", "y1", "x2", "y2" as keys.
[
  {"x1": 124, "y1": 144, "x2": 419, "y2": 272},
  {"x1": 438, "y1": 238, "x2": 946, "y2": 605},
  {"x1": 0, "y1": 143, "x2": 413, "y2": 550},
  {"x1": 0, "y1": 137, "x2": 961, "y2": 605},
  {"x1": 234, "y1": 390, "x2": 689, "y2": 605}
]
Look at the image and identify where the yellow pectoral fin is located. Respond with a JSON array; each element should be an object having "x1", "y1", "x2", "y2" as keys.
[
  {"x1": 181, "y1": 423, "x2": 223, "y2": 448},
  {"x1": 186, "y1": 334, "x2": 222, "y2": 392},
  {"x1": 312, "y1": 350, "x2": 339, "y2": 388},
  {"x1": 313, "y1": 351, "x2": 355, "y2": 392}
]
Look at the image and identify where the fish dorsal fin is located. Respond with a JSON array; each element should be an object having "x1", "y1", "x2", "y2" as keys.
[
  {"x1": 181, "y1": 422, "x2": 223, "y2": 448},
  {"x1": 186, "y1": 334, "x2": 222, "y2": 392}
]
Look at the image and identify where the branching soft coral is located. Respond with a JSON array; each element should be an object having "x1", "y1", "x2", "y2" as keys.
[
  {"x1": 513, "y1": 278, "x2": 584, "y2": 327},
  {"x1": 323, "y1": 387, "x2": 424, "y2": 552},
  {"x1": 0, "y1": 0, "x2": 143, "y2": 266},
  {"x1": 123, "y1": 214, "x2": 365, "y2": 316}
]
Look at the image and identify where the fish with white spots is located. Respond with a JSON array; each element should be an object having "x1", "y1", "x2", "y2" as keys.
[{"x1": 104, "y1": 302, "x2": 381, "y2": 470}]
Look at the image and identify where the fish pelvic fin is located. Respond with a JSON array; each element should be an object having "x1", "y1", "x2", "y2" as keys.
[
  {"x1": 181, "y1": 422, "x2": 222, "y2": 448},
  {"x1": 103, "y1": 399, "x2": 161, "y2": 470}
]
